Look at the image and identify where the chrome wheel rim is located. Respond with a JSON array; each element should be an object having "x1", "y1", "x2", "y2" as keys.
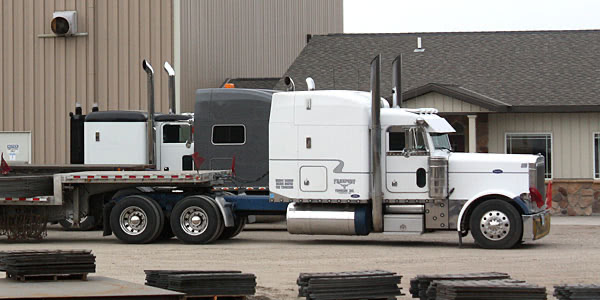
[
  {"x1": 480, "y1": 210, "x2": 510, "y2": 241},
  {"x1": 119, "y1": 206, "x2": 147, "y2": 235},
  {"x1": 180, "y1": 206, "x2": 208, "y2": 236}
]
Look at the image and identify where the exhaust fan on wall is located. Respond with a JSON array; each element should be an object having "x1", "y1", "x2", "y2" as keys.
[
  {"x1": 51, "y1": 11, "x2": 77, "y2": 36},
  {"x1": 38, "y1": 11, "x2": 87, "y2": 38}
]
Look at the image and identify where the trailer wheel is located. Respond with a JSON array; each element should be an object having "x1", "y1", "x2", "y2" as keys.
[
  {"x1": 110, "y1": 195, "x2": 164, "y2": 244},
  {"x1": 170, "y1": 195, "x2": 224, "y2": 244},
  {"x1": 219, "y1": 217, "x2": 247, "y2": 240},
  {"x1": 59, "y1": 215, "x2": 97, "y2": 231},
  {"x1": 470, "y1": 199, "x2": 523, "y2": 249}
]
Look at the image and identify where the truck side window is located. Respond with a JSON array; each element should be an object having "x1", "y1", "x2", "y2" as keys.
[
  {"x1": 163, "y1": 124, "x2": 190, "y2": 143},
  {"x1": 212, "y1": 125, "x2": 246, "y2": 145},
  {"x1": 389, "y1": 132, "x2": 406, "y2": 151}
]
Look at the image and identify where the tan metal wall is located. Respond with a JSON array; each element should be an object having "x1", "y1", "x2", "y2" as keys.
[
  {"x1": 403, "y1": 92, "x2": 490, "y2": 113},
  {"x1": 489, "y1": 112, "x2": 600, "y2": 179},
  {"x1": 0, "y1": 0, "x2": 173, "y2": 164},
  {"x1": 179, "y1": 0, "x2": 343, "y2": 112}
]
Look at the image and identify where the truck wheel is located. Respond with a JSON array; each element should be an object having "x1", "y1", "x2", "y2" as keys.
[
  {"x1": 110, "y1": 195, "x2": 164, "y2": 244},
  {"x1": 219, "y1": 217, "x2": 247, "y2": 240},
  {"x1": 156, "y1": 218, "x2": 175, "y2": 240},
  {"x1": 470, "y1": 199, "x2": 523, "y2": 249},
  {"x1": 170, "y1": 195, "x2": 224, "y2": 244},
  {"x1": 59, "y1": 215, "x2": 97, "y2": 231}
]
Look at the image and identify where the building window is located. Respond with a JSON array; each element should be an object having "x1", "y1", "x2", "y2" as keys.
[
  {"x1": 212, "y1": 125, "x2": 245, "y2": 145},
  {"x1": 506, "y1": 133, "x2": 552, "y2": 178},
  {"x1": 594, "y1": 134, "x2": 600, "y2": 178}
]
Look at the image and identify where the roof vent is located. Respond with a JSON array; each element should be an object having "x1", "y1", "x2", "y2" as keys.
[{"x1": 414, "y1": 37, "x2": 425, "y2": 52}]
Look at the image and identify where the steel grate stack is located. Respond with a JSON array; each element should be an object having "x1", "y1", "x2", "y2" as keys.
[
  {"x1": 0, "y1": 250, "x2": 95, "y2": 281},
  {"x1": 409, "y1": 272, "x2": 511, "y2": 300},
  {"x1": 434, "y1": 280, "x2": 547, "y2": 300},
  {"x1": 144, "y1": 270, "x2": 256, "y2": 297},
  {"x1": 297, "y1": 270, "x2": 403, "y2": 300},
  {"x1": 554, "y1": 284, "x2": 600, "y2": 300}
]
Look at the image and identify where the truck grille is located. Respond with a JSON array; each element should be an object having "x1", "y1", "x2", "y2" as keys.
[{"x1": 536, "y1": 156, "x2": 546, "y2": 203}]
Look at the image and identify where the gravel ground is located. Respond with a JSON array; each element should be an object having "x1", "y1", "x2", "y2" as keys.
[{"x1": 1, "y1": 217, "x2": 598, "y2": 299}]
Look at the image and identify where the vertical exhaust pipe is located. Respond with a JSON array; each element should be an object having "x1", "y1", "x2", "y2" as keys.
[
  {"x1": 392, "y1": 54, "x2": 402, "y2": 108},
  {"x1": 370, "y1": 54, "x2": 383, "y2": 233},
  {"x1": 163, "y1": 62, "x2": 176, "y2": 114},
  {"x1": 142, "y1": 59, "x2": 156, "y2": 167}
]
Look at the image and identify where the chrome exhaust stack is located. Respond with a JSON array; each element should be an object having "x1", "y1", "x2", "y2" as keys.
[
  {"x1": 392, "y1": 54, "x2": 402, "y2": 108},
  {"x1": 142, "y1": 59, "x2": 156, "y2": 167},
  {"x1": 163, "y1": 61, "x2": 176, "y2": 114},
  {"x1": 370, "y1": 54, "x2": 383, "y2": 232},
  {"x1": 284, "y1": 76, "x2": 295, "y2": 91}
]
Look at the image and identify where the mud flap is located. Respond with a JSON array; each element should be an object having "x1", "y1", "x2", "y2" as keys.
[{"x1": 102, "y1": 201, "x2": 116, "y2": 236}]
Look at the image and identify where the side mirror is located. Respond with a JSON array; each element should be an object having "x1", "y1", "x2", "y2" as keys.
[{"x1": 185, "y1": 119, "x2": 193, "y2": 149}]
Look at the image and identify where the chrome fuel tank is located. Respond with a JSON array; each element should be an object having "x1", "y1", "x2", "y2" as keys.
[{"x1": 286, "y1": 203, "x2": 371, "y2": 235}]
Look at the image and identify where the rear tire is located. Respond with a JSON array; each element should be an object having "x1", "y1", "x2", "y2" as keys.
[
  {"x1": 170, "y1": 195, "x2": 224, "y2": 244},
  {"x1": 470, "y1": 199, "x2": 523, "y2": 249},
  {"x1": 110, "y1": 195, "x2": 163, "y2": 244},
  {"x1": 219, "y1": 217, "x2": 246, "y2": 240},
  {"x1": 59, "y1": 215, "x2": 97, "y2": 231}
]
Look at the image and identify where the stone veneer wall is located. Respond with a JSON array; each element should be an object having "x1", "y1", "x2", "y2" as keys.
[{"x1": 549, "y1": 180, "x2": 600, "y2": 216}]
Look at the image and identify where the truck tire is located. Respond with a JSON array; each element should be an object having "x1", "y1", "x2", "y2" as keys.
[
  {"x1": 110, "y1": 195, "x2": 164, "y2": 244},
  {"x1": 170, "y1": 195, "x2": 224, "y2": 244},
  {"x1": 59, "y1": 215, "x2": 97, "y2": 231},
  {"x1": 470, "y1": 199, "x2": 523, "y2": 249},
  {"x1": 156, "y1": 218, "x2": 175, "y2": 240},
  {"x1": 219, "y1": 217, "x2": 246, "y2": 240}
]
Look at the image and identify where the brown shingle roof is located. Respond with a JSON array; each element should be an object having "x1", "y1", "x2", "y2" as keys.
[{"x1": 276, "y1": 30, "x2": 600, "y2": 112}]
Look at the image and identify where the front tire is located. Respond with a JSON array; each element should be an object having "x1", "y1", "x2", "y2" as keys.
[
  {"x1": 470, "y1": 199, "x2": 523, "y2": 249},
  {"x1": 110, "y1": 195, "x2": 164, "y2": 244},
  {"x1": 170, "y1": 195, "x2": 224, "y2": 244}
]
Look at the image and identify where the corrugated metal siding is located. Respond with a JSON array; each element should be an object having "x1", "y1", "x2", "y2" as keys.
[
  {"x1": 403, "y1": 92, "x2": 490, "y2": 113},
  {"x1": 179, "y1": 0, "x2": 343, "y2": 112},
  {"x1": 488, "y1": 112, "x2": 600, "y2": 179},
  {"x1": 0, "y1": 0, "x2": 173, "y2": 164}
]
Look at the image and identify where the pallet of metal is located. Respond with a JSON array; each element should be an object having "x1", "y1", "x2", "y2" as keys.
[
  {"x1": 144, "y1": 270, "x2": 256, "y2": 298},
  {"x1": 434, "y1": 279, "x2": 547, "y2": 300},
  {"x1": 554, "y1": 284, "x2": 600, "y2": 300},
  {"x1": 297, "y1": 270, "x2": 403, "y2": 300},
  {"x1": 425, "y1": 279, "x2": 525, "y2": 300},
  {"x1": 0, "y1": 250, "x2": 95, "y2": 281},
  {"x1": 184, "y1": 295, "x2": 247, "y2": 300},
  {"x1": 409, "y1": 272, "x2": 511, "y2": 300}
]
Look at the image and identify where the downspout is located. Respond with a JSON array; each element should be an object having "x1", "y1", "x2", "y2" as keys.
[
  {"x1": 142, "y1": 60, "x2": 156, "y2": 168},
  {"x1": 370, "y1": 54, "x2": 383, "y2": 233}
]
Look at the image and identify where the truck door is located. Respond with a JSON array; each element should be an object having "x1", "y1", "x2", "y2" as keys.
[
  {"x1": 159, "y1": 122, "x2": 194, "y2": 171},
  {"x1": 385, "y1": 126, "x2": 430, "y2": 195}
]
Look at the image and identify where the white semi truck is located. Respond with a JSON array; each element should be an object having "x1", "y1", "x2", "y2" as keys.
[{"x1": 0, "y1": 56, "x2": 550, "y2": 248}]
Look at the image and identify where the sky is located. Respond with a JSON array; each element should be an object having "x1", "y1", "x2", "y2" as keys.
[{"x1": 344, "y1": 0, "x2": 600, "y2": 33}]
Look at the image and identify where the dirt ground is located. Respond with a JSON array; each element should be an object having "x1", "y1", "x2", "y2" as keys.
[{"x1": 1, "y1": 218, "x2": 599, "y2": 299}]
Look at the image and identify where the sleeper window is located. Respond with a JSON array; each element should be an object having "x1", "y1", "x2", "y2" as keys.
[{"x1": 212, "y1": 125, "x2": 246, "y2": 144}]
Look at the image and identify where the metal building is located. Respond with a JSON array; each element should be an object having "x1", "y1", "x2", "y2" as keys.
[{"x1": 0, "y1": 0, "x2": 343, "y2": 164}]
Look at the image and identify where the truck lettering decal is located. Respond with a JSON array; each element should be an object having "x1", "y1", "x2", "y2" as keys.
[
  {"x1": 275, "y1": 179, "x2": 294, "y2": 189},
  {"x1": 334, "y1": 178, "x2": 356, "y2": 194}
]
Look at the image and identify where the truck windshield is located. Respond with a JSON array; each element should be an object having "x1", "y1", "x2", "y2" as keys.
[{"x1": 431, "y1": 133, "x2": 452, "y2": 150}]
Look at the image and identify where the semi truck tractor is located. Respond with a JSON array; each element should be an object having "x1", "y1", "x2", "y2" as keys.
[{"x1": 0, "y1": 56, "x2": 550, "y2": 248}]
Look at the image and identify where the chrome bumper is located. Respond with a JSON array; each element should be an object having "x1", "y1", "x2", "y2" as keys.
[{"x1": 522, "y1": 210, "x2": 551, "y2": 242}]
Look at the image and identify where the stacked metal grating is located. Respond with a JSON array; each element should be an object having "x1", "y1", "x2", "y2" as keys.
[
  {"x1": 0, "y1": 250, "x2": 95, "y2": 280},
  {"x1": 144, "y1": 270, "x2": 256, "y2": 297},
  {"x1": 554, "y1": 284, "x2": 600, "y2": 299},
  {"x1": 409, "y1": 272, "x2": 511, "y2": 300},
  {"x1": 297, "y1": 270, "x2": 403, "y2": 300},
  {"x1": 433, "y1": 280, "x2": 547, "y2": 300}
]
